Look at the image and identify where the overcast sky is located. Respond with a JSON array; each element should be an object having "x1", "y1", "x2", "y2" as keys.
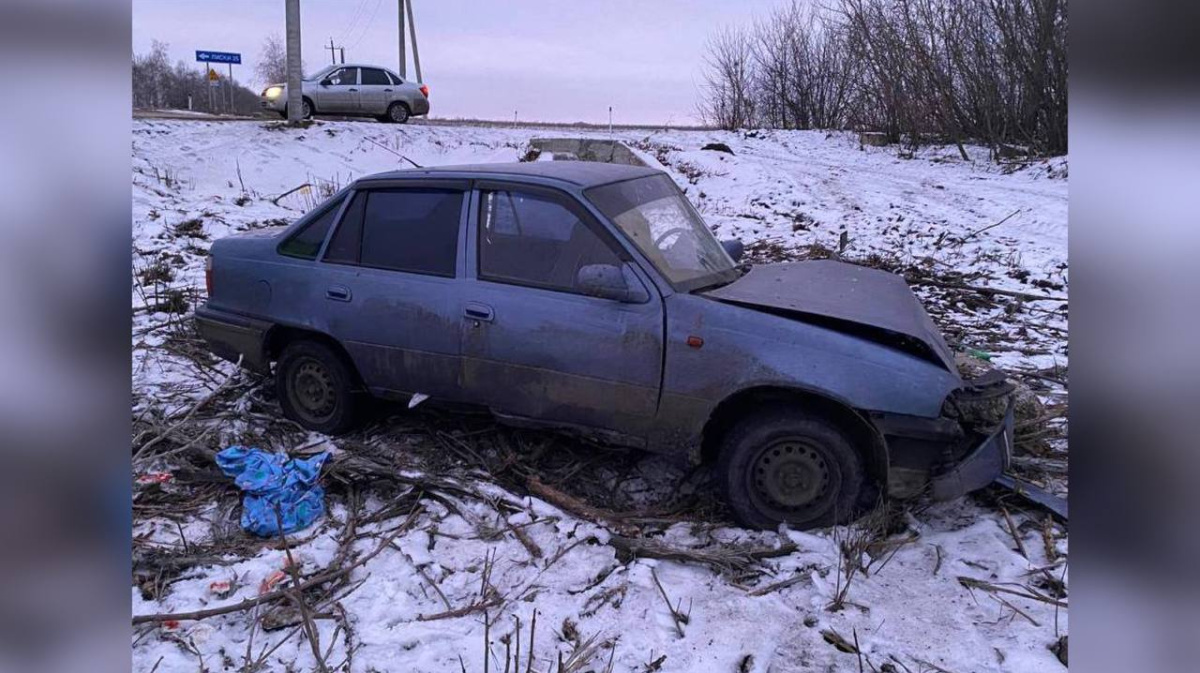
[{"x1": 132, "y1": 0, "x2": 780, "y2": 124}]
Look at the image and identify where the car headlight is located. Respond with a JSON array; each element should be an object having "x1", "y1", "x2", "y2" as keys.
[{"x1": 264, "y1": 86, "x2": 283, "y2": 99}]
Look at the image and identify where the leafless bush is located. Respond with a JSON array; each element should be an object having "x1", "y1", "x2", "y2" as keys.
[{"x1": 697, "y1": 0, "x2": 1068, "y2": 156}]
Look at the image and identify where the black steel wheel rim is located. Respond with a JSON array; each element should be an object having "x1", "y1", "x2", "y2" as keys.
[
  {"x1": 289, "y1": 357, "x2": 336, "y2": 421},
  {"x1": 746, "y1": 437, "x2": 840, "y2": 519}
]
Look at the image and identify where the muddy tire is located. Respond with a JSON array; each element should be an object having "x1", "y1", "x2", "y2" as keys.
[
  {"x1": 276, "y1": 340, "x2": 358, "y2": 435},
  {"x1": 717, "y1": 407, "x2": 866, "y2": 530}
]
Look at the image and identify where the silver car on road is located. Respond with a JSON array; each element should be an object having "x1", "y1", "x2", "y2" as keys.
[{"x1": 260, "y1": 63, "x2": 430, "y2": 123}]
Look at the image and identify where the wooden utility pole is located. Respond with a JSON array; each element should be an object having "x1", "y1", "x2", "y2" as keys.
[
  {"x1": 325, "y1": 37, "x2": 345, "y2": 65},
  {"x1": 285, "y1": 0, "x2": 303, "y2": 124}
]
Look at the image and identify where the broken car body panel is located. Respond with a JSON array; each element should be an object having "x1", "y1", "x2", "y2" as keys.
[
  {"x1": 701, "y1": 260, "x2": 957, "y2": 371},
  {"x1": 198, "y1": 162, "x2": 1012, "y2": 505}
]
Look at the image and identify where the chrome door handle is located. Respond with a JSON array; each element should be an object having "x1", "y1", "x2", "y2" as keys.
[{"x1": 326, "y1": 285, "x2": 352, "y2": 302}]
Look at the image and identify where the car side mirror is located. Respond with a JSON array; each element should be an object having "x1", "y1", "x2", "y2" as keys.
[
  {"x1": 576, "y1": 264, "x2": 648, "y2": 303},
  {"x1": 721, "y1": 238, "x2": 745, "y2": 263},
  {"x1": 320, "y1": 78, "x2": 332, "y2": 86}
]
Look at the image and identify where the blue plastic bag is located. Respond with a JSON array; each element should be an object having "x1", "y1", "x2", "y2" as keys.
[{"x1": 216, "y1": 446, "x2": 330, "y2": 537}]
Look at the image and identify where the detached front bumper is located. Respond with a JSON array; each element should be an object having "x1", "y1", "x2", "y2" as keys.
[
  {"x1": 929, "y1": 400, "x2": 1013, "y2": 500},
  {"x1": 876, "y1": 369, "x2": 1016, "y2": 500}
]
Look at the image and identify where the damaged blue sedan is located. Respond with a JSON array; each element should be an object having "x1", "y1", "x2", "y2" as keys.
[{"x1": 197, "y1": 162, "x2": 1014, "y2": 529}]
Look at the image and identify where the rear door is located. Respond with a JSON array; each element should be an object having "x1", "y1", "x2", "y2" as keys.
[
  {"x1": 317, "y1": 181, "x2": 470, "y2": 400},
  {"x1": 460, "y1": 183, "x2": 664, "y2": 444},
  {"x1": 358, "y1": 67, "x2": 394, "y2": 115},
  {"x1": 315, "y1": 67, "x2": 360, "y2": 114}
]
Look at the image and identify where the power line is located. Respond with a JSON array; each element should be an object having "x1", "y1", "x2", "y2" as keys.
[
  {"x1": 347, "y1": 0, "x2": 385, "y2": 51},
  {"x1": 335, "y1": 0, "x2": 370, "y2": 45}
]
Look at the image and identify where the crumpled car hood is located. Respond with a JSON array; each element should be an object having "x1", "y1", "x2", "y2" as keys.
[{"x1": 700, "y1": 260, "x2": 957, "y2": 371}]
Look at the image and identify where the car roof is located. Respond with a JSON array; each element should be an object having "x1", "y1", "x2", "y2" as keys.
[
  {"x1": 356, "y1": 161, "x2": 661, "y2": 189},
  {"x1": 317, "y1": 63, "x2": 392, "y2": 71}
]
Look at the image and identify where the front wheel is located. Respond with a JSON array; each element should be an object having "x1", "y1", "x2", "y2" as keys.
[
  {"x1": 275, "y1": 340, "x2": 359, "y2": 434},
  {"x1": 386, "y1": 102, "x2": 410, "y2": 124},
  {"x1": 284, "y1": 99, "x2": 314, "y2": 120},
  {"x1": 717, "y1": 408, "x2": 867, "y2": 530}
]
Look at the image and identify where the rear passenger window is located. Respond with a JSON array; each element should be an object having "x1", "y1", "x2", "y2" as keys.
[
  {"x1": 479, "y1": 190, "x2": 623, "y2": 293},
  {"x1": 324, "y1": 188, "x2": 463, "y2": 277},
  {"x1": 278, "y1": 194, "x2": 345, "y2": 259},
  {"x1": 361, "y1": 68, "x2": 390, "y2": 86}
]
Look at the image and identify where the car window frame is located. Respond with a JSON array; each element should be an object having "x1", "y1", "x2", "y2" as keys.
[
  {"x1": 360, "y1": 67, "x2": 391, "y2": 86},
  {"x1": 472, "y1": 180, "x2": 634, "y2": 297},
  {"x1": 326, "y1": 66, "x2": 360, "y2": 86},
  {"x1": 276, "y1": 190, "x2": 351, "y2": 261},
  {"x1": 320, "y1": 180, "x2": 470, "y2": 279}
]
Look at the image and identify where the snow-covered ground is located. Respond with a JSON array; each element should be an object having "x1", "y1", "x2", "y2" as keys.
[{"x1": 132, "y1": 119, "x2": 1068, "y2": 672}]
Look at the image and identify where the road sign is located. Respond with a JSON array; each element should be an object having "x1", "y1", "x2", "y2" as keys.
[
  {"x1": 208, "y1": 68, "x2": 220, "y2": 81},
  {"x1": 196, "y1": 50, "x2": 241, "y2": 64}
]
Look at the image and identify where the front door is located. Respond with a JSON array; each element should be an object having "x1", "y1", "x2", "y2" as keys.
[
  {"x1": 460, "y1": 185, "x2": 664, "y2": 444},
  {"x1": 316, "y1": 182, "x2": 470, "y2": 400},
  {"x1": 315, "y1": 67, "x2": 360, "y2": 114}
]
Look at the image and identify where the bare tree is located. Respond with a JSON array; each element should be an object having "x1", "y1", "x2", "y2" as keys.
[
  {"x1": 697, "y1": 27, "x2": 758, "y2": 131},
  {"x1": 256, "y1": 34, "x2": 303, "y2": 86},
  {"x1": 132, "y1": 40, "x2": 265, "y2": 115},
  {"x1": 697, "y1": 0, "x2": 1068, "y2": 156}
]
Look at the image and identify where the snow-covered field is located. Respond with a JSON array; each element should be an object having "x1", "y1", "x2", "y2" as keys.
[{"x1": 132, "y1": 119, "x2": 1068, "y2": 672}]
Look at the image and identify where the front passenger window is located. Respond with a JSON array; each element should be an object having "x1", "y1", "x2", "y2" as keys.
[
  {"x1": 478, "y1": 190, "x2": 623, "y2": 293},
  {"x1": 327, "y1": 68, "x2": 357, "y2": 86}
]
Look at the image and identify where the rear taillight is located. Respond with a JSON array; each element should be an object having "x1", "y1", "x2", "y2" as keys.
[
  {"x1": 205, "y1": 256, "x2": 213, "y2": 297},
  {"x1": 419, "y1": 84, "x2": 429, "y2": 98}
]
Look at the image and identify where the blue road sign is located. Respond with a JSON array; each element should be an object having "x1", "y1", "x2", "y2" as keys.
[{"x1": 196, "y1": 51, "x2": 241, "y2": 64}]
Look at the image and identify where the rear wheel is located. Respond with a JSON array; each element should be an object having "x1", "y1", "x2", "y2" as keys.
[
  {"x1": 717, "y1": 407, "x2": 866, "y2": 530},
  {"x1": 386, "y1": 102, "x2": 410, "y2": 124},
  {"x1": 275, "y1": 340, "x2": 358, "y2": 434}
]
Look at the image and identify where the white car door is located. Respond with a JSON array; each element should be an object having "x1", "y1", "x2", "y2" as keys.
[{"x1": 315, "y1": 67, "x2": 360, "y2": 114}]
